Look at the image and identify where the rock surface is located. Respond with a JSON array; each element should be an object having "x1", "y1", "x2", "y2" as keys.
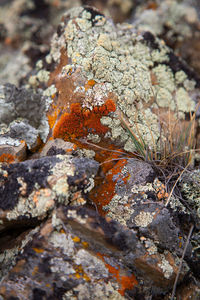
[{"x1": 0, "y1": 2, "x2": 200, "y2": 299}]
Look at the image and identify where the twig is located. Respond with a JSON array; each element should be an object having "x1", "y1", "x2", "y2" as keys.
[{"x1": 171, "y1": 224, "x2": 194, "y2": 300}]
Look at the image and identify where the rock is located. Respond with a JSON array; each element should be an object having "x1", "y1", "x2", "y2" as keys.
[
  {"x1": 0, "y1": 206, "x2": 138, "y2": 299},
  {"x1": 0, "y1": 141, "x2": 26, "y2": 163},
  {"x1": 29, "y1": 6, "x2": 199, "y2": 160},
  {"x1": 0, "y1": 206, "x2": 189, "y2": 298},
  {"x1": 131, "y1": 0, "x2": 200, "y2": 74},
  {"x1": 40, "y1": 138, "x2": 77, "y2": 157},
  {"x1": 0, "y1": 154, "x2": 99, "y2": 231},
  {"x1": 0, "y1": 83, "x2": 50, "y2": 150},
  {"x1": 0, "y1": 4, "x2": 199, "y2": 299}
]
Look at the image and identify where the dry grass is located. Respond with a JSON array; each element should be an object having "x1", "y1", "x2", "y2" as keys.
[{"x1": 117, "y1": 102, "x2": 200, "y2": 205}]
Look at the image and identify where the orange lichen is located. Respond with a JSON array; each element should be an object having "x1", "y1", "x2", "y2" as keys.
[
  {"x1": 48, "y1": 107, "x2": 60, "y2": 129},
  {"x1": 32, "y1": 266, "x2": 39, "y2": 276},
  {"x1": 0, "y1": 153, "x2": 15, "y2": 164},
  {"x1": 82, "y1": 241, "x2": 89, "y2": 248},
  {"x1": 90, "y1": 158, "x2": 129, "y2": 215},
  {"x1": 72, "y1": 236, "x2": 81, "y2": 243},
  {"x1": 154, "y1": 180, "x2": 169, "y2": 200},
  {"x1": 74, "y1": 265, "x2": 91, "y2": 282},
  {"x1": 85, "y1": 79, "x2": 96, "y2": 91},
  {"x1": 32, "y1": 248, "x2": 45, "y2": 253},
  {"x1": 53, "y1": 99, "x2": 116, "y2": 142},
  {"x1": 97, "y1": 253, "x2": 137, "y2": 296}
]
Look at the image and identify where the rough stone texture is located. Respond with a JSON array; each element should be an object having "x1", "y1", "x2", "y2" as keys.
[
  {"x1": 0, "y1": 154, "x2": 99, "y2": 229},
  {"x1": 0, "y1": 84, "x2": 51, "y2": 149},
  {"x1": 132, "y1": 0, "x2": 200, "y2": 74},
  {"x1": 0, "y1": 206, "x2": 189, "y2": 299},
  {"x1": 0, "y1": 141, "x2": 27, "y2": 163},
  {"x1": 0, "y1": 3, "x2": 199, "y2": 299},
  {"x1": 30, "y1": 6, "x2": 200, "y2": 158}
]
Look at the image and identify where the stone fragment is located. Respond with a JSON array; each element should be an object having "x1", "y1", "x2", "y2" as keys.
[
  {"x1": 40, "y1": 138, "x2": 77, "y2": 157},
  {"x1": 0, "y1": 206, "x2": 188, "y2": 298},
  {"x1": 0, "y1": 206, "x2": 138, "y2": 299},
  {"x1": 0, "y1": 84, "x2": 50, "y2": 150},
  {"x1": 0, "y1": 154, "x2": 99, "y2": 231},
  {"x1": 0, "y1": 141, "x2": 26, "y2": 163}
]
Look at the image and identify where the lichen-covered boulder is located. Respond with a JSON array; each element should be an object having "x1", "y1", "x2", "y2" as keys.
[
  {"x1": 0, "y1": 206, "x2": 189, "y2": 299},
  {"x1": 0, "y1": 4, "x2": 199, "y2": 299},
  {"x1": 30, "y1": 6, "x2": 199, "y2": 156}
]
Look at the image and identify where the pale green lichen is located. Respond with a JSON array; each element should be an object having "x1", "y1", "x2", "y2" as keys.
[
  {"x1": 103, "y1": 194, "x2": 133, "y2": 226},
  {"x1": 158, "y1": 254, "x2": 174, "y2": 279},
  {"x1": 176, "y1": 87, "x2": 195, "y2": 114},
  {"x1": 134, "y1": 211, "x2": 154, "y2": 228},
  {"x1": 43, "y1": 84, "x2": 57, "y2": 97},
  {"x1": 175, "y1": 71, "x2": 187, "y2": 85},
  {"x1": 153, "y1": 65, "x2": 175, "y2": 93},
  {"x1": 134, "y1": 0, "x2": 197, "y2": 41},
  {"x1": 42, "y1": 6, "x2": 196, "y2": 152},
  {"x1": 180, "y1": 169, "x2": 200, "y2": 219}
]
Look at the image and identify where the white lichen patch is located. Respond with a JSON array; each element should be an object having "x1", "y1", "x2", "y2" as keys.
[
  {"x1": 50, "y1": 257, "x2": 76, "y2": 279},
  {"x1": 74, "y1": 249, "x2": 108, "y2": 280},
  {"x1": 103, "y1": 194, "x2": 133, "y2": 225},
  {"x1": 158, "y1": 254, "x2": 174, "y2": 279},
  {"x1": 67, "y1": 209, "x2": 87, "y2": 224},
  {"x1": 47, "y1": 155, "x2": 76, "y2": 204},
  {"x1": 63, "y1": 281, "x2": 124, "y2": 300},
  {"x1": 6, "y1": 189, "x2": 55, "y2": 221},
  {"x1": 134, "y1": 211, "x2": 153, "y2": 227},
  {"x1": 49, "y1": 231, "x2": 75, "y2": 256},
  {"x1": 131, "y1": 183, "x2": 154, "y2": 194}
]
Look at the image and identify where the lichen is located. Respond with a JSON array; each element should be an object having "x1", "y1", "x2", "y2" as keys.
[
  {"x1": 158, "y1": 254, "x2": 174, "y2": 279},
  {"x1": 134, "y1": 0, "x2": 197, "y2": 41},
  {"x1": 40, "y1": 6, "x2": 197, "y2": 154},
  {"x1": 134, "y1": 211, "x2": 154, "y2": 228},
  {"x1": 49, "y1": 231, "x2": 75, "y2": 256},
  {"x1": 6, "y1": 188, "x2": 55, "y2": 221},
  {"x1": 0, "y1": 84, "x2": 51, "y2": 147},
  {"x1": 0, "y1": 226, "x2": 39, "y2": 281},
  {"x1": 74, "y1": 249, "x2": 108, "y2": 280}
]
